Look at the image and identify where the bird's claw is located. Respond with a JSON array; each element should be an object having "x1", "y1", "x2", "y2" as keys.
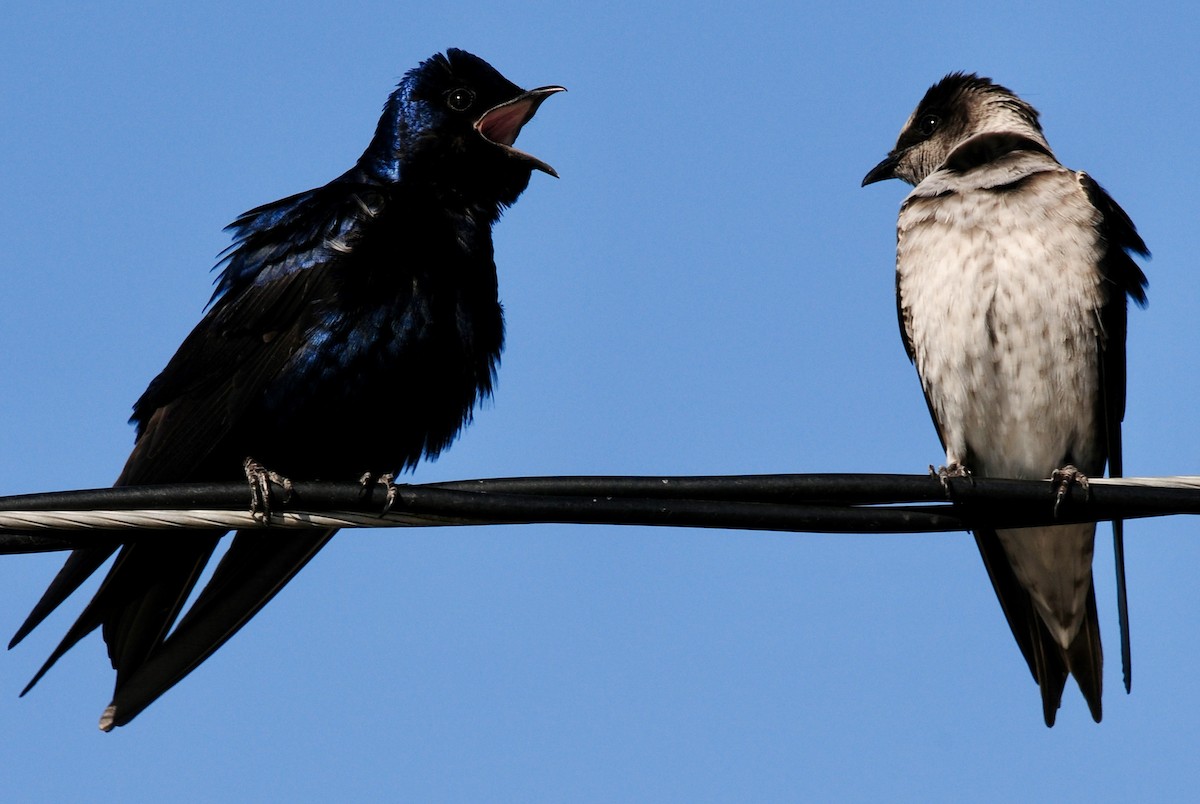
[
  {"x1": 359, "y1": 472, "x2": 399, "y2": 515},
  {"x1": 244, "y1": 457, "x2": 293, "y2": 523},
  {"x1": 1051, "y1": 464, "x2": 1090, "y2": 517},
  {"x1": 931, "y1": 462, "x2": 973, "y2": 496}
]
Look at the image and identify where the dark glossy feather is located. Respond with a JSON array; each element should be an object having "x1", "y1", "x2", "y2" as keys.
[
  {"x1": 10, "y1": 48, "x2": 561, "y2": 729},
  {"x1": 1082, "y1": 174, "x2": 1149, "y2": 695}
]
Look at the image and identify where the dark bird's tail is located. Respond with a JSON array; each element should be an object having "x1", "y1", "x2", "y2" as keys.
[
  {"x1": 99, "y1": 528, "x2": 335, "y2": 730},
  {"x1": 972, "y1": 528, "x2": 1103, "y2": 726},
  {"x1": 10, "y1": 547, "x2": 119, "y2": 651},
  {"x1": 11, "y1": 528, "x2": 335, "y2": 730}
]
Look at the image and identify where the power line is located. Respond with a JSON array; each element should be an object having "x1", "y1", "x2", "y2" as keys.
[{"x1": 1, "y1": 473, "x2": 1198, "y2": 554}]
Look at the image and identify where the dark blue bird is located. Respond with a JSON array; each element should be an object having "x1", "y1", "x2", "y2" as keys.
[{"x1": 9, "y1": 49, "x2": 562, "y2": 730}]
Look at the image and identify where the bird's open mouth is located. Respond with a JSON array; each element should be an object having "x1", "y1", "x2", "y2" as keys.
[{"x1": 475, "y1": 85, "x2": 565, "y2": 177}]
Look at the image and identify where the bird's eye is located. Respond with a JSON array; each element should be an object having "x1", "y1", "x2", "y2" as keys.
[
  {"x1": 446, "y1": 88, "x2": 475, "y2": 112},
  {"x1": 917, "y1": 113, "x2": 940, "y2": 136}
]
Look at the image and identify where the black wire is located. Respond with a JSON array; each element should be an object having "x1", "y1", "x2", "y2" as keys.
[{"x1": 0, "y1": 473, "x2": 1196, "y2": 555}]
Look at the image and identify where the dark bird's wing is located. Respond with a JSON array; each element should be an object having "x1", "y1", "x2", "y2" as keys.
[
  {"x1": 1081, "y1": 173, "x2": 1149, "y2": 695},
  {"x1": 11, "y1": 178, "x2": 388, "y2": 728},
  {"x1": 122, "y1": 179, "x2": 390, "y2": 484}
]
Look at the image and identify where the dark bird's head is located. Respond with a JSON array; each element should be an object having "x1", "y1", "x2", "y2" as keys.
[
  {"x1": 862, "y1": 72, "x2": 1050, "y2": 187},
  {"x1": 360, "y1": 49, "x2": 564, "y2": 207}
]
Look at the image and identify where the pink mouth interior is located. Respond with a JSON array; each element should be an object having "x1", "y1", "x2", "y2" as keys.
[{"x1": 478, "y1": 100, "x2": 534, "y2": 147}]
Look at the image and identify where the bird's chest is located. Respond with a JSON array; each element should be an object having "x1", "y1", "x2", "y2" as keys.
[
  {"x1": 253, "y1": 238, "x2": 504, "y2": 476},
  {"x1": 290, "y1": 271, "x2": 501, "y2": 403},
  {"x1": 896, "y1": 185, "x2": 1105, "y2": 475}
]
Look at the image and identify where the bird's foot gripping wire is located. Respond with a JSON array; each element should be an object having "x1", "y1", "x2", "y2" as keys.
[
  {"x1": 930, "y1": 462, "x2": 973, "y2": 496},
  {"x1": 244, "y1": 457, "x2": 294, "y2": 523},
  {"x1": 1050, "y1": 464, "x2": 1090, "y2": 517},
  {"x1": 359, "y1": 472, "x2": 399, "y2": 515}
]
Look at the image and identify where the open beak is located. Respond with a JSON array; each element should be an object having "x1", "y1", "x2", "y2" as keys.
[
  {"x1": 475, "y1": 85, "x2": 566, "y2": 177},
  {"x1": 861, "y1": 152, "x2": 900, "y2": 186}
]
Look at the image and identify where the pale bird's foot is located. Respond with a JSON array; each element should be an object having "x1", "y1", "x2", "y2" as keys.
[
  {"x1": 930, "y1": 462, "x2": 973, "y2": 496},
  {"x1": 244, "y1": 457, "x2": 293, "y2": 522},
  {"x1": 359, "y1": 471, "x2": 399, "y2": 515},
  {"x1": 1051, "y1": 464, "x2": 1090, "y2": 517}
]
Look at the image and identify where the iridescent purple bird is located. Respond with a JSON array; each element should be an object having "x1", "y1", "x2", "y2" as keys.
[{"x1": 11, "y1": 49, "x2": 562, "y2": 730}]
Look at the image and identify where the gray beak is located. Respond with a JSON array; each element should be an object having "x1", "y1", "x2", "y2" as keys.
[{"x1": 862, "y1": 152, "x2": 901, "y2": 186}]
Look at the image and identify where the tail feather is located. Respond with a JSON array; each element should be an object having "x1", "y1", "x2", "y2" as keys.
[
  {"x1": 973, "y1": 528, "x2": 1102, "y2": 726},
  {"x1": 1065, "y1": 584, "x2": 1104, "y2": 723},
  {"x1": 100, "y1": 528, "x2": 336, "y2": 730},
  {"x1": 17, "y1": 533, "x2": 221, "y2": 696},
  {"x1": 101, "y1": 536, "x2": 223, "y2": 687},
  {"x1": 9, "y1": 547, "x2": 117, "y2": 650},
  {"x1": 11, "y1": 525, "x2": 334, "y2": 729},
  {"x1": 1026, "y1": 606, "x2": 1069, "y2": 727}
]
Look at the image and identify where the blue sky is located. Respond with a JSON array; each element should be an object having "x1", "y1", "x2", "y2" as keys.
[{"x1": 2, "y1": 1, "x2": 1199, "y2": 801}]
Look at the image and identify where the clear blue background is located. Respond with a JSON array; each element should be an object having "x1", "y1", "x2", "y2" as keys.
[{"x1": 2, "y1": 2, "x2": 1198, "y2": 801}]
